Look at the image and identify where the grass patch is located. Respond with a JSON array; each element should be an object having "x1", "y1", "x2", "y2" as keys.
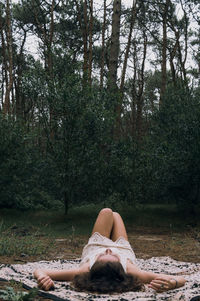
[
  {"x1": 1, "y1": 203, "x2": 199, "y2": 234},
  {"x1": 0, "y1": 220, "x2": 52, "y2": 256},
  {"x1": 0, "y1": 234, "x2": 51, "y2": 256},
  {"x1": 120, "y1": 203, "x2": 200, "y2": 230},
  {"x1": 0, "y1": 202, "x2": 199, "y2": 257}
]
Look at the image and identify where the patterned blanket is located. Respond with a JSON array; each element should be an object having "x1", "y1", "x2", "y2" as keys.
[{"x1": 0, "y1": 257, "x2": 200, "y2": 301}]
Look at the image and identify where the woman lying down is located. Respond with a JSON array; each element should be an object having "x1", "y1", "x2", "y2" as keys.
[{"x1": 34, "y1": 208, "x2": 186, "y2": 294}]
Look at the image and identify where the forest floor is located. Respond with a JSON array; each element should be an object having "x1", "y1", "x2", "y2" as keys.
[
  {"x1": 0, "y1": 207, "x2": 200, "y2": 300},
  {"x1": 0, "y1": 226, "x2": 200, "y2": 300},
  {"x1": 1, "y1": 225, "x2": 200, "y2": 264}
]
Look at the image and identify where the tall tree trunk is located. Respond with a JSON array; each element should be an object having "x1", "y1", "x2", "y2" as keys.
[
  {"x1": 198, "y1": 29, "x2": 200, "y2": 86},
  {"x1": 3, "y1": 0, "x2": 13, "y2": 115},
  {"x1": 32, "y1": 0, "x2": 55, "y2": 135},
  {"x1": 178, "y1": 0, "x2": 189, "y2": 87},
  {"x1": 83, "y1": 0, "x2": 89, "y2": 82},
  {"x1": 48, "y1": 0, "x2": 55, "y2": 139},
  {"x1": 88, "y1": 0, "x2": 93, "y2": 86},
  {"x1": 100, "y1": 0, "x2": 106, "y2": 89},
  {"x1": 130, "y1": 39, "x2": 137, "y2": 137},
  {"x1": 136, "y1": 31, "x2": 147, "y2": 141},
  {"x1": 108, "y1": 0, "x2": 121, "y2": 92},
  {"x1": 113, "y1": 0, "x2": 136, "y2": 137},
  {"x1": 168, "y1": 31, "x2": 179, "y2": 86},
  {"x1": 118, "y1": 0, "x2": 136, "y2": 136},
  {"x1": 120, "y1": 0, "x2": 137, "y2": 92},
  {"x1": 32, "y1": 0, "x2": 55, "y2": 75},
  {"x1": 160, "y1": 0, "x2": 169, "y2": 106},
  {"x1": 48, "y1": 0, "x2": 55, "y2": 77},
  {"x1": 75, "y1": 0, "x2": 89, "y2": 85},
  {"x1": 108, "y1": 0, "x2": 121, "y2": 138},
  {"x1": 1, "y1": 66, "x2": 4, "y2": 110},
  {"x1": 15, "y1": 29, "x2": 27, "y2": 119},
  {"x1": 0, "y1": 12, "x2": 7, "y2": 111}
]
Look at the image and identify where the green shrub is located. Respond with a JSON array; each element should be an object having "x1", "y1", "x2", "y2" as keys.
[{"x1": 0, "y1": 286, "x2": 38, "y2": 301}]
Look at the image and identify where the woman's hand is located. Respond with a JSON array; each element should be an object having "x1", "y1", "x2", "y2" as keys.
[
  {"x1": 148, "y1": 276, "x2": 177, "y2": 293},
  {"x1": 34, "y1": 269, "x2": 54, "y2": 291},
  {"x1": 37, "y1": 275, "x2": 54, "y2": 291}
]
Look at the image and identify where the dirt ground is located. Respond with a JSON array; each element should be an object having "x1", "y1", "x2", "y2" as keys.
[{"x1": 0, "y1": 226, "x2": 200, "y2": 300}]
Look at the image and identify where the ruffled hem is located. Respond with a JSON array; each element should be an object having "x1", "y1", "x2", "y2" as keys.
[{"x1": 88, "y1": 232, "x2": 131, "y2": 247}]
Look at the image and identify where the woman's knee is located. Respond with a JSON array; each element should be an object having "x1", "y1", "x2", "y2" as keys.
[
  {"x1": 113, "y1": 211, "x2": 120, "y2": 218},
  {"x1": 99, "y1": 208, "x2": 113, "y2": 216},
  {"x1": 92, "y1": 208, "x2": 113, "y2": 236},
  {"x1": 113, "y1": 212, "x2": 126, "y2": 226}
]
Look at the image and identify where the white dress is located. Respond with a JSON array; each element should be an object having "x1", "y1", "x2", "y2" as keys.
[{"x1": 80, "y1": 232, "x2": 137, "y2": 273}]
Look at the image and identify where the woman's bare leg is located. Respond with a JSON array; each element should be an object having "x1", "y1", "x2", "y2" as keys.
[
  {"x1": 110, "y1": 212, "x2": 128, "y2": 241},
  {"x1": 91, "y1": 208, "x2": 114, "y2": 238}
]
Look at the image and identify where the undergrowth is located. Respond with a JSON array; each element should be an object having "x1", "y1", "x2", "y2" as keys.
[
  {"x1": 0, "y1": 286, "x2": 38, "y2": 301},
  {"x1": 0, "y1": 221, "x2": 52, "y2": 256}
]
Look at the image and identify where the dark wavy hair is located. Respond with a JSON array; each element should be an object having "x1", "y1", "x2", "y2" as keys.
[{"x1": 72, "y1": 261, "x2": 144, "y2": 293}]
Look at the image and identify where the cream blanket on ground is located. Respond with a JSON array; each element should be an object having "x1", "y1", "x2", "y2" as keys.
[{"x1": 0, "y1": 257, "x2": 200, "y2": 301}]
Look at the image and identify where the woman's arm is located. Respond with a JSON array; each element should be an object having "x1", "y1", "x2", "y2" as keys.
[
  {"x1": 34, "y1": 267, "x2": 80, "y2": 281},
  {"x1": 34, "y1": 268, "x2": 79, "y2": 291},
  {"x1": 148, "y1": 274, "x2": 186, "y2": 292},
  {"x1": 127, "y1": 262, "x2": 186, "y2": 292},
  {"x1": 34, "y1": 263, "x2": 89, "y2": 291}
]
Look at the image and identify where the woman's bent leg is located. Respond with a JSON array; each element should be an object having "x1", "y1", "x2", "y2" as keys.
[
  {"x1": 91, "y1": 208, "x2": 114, "y2": 238},
  {"x1": 110, "y1": 212, "x2": 128, "y2": 241}
]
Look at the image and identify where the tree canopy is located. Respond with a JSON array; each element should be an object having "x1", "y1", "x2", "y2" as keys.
[{"x1": 0, "y1": 0, "x2": 199, "y2": 218}]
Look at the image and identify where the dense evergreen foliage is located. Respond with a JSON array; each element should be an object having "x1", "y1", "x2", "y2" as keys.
[{"x1": 0, "y1": 0, "x2": 199, "y2": 217}]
